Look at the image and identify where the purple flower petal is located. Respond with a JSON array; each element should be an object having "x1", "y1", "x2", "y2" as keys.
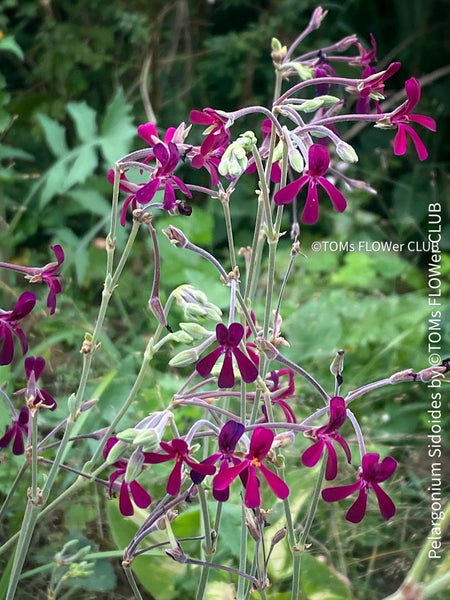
[
  {"x1": 196, "y1": 346, "x2": 223, "y2": 378},
  {"x1": 219, "y1": 420, "x2": 245, "y2": 454},
  {"x1": 249, "y1": 427, "x2": 274, "y2": 460},
  {"x1": 323, "y1": 440, "x2": 338, "y2": 481},
  {"x1": 321, "y1": 481, "x2": 361, "y2": 502},
  {"x1": 119, "y1": 481, "x2": 134, "y2": 516},
  {"x1": 308, "y1": 144, "x2": 330, "y2": 177},
  {"x1": 166, "y1": 458, "x2": 183, "y2": 495},
  {"x1": 371, "y1": 481, "x2": 396, "y2": 520},
  {"x1": 301, "y1": 181, "x2": 319, "y2": 224},
  {"x1": 135, "y1": 178, "x2": 160, "y2": 205},
  {"x1": 345, "y1": 488, "x2": 368, "y2": 523},
  {"x1": 213, "y1": 459, "x2": 248, "y2": 491},
  {"x1": 129, "y1": 480, "x2": 152, "y2": 509},
  {"x1": 301, "y1": 439, "x2": 325, "y2": 468},
  {"x1": 274, "y1": 176, "x2": 308, "y2": 205},
  {"x1": 231, "y1": 347, "x2": 258, "y2": 384},
  {"x1": 244, "y1": 466, "x2": 261, "y2": 508},
  {"x1": 318, "y1": 177, "x2": 347, "y2": 213},
  {"x1": 258, "y1": 463, "x2": 289, "y2": 499},
  {"x1": 218, "y1": 351, "x2": 235, "y2": 388}
]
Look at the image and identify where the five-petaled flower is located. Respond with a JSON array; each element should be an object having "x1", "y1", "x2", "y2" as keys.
[
  {"x1": 0, "y1": 406, "x2": 29, "y2": 455},
  {"x1": 301, "y1": 396, "x2": 351, "y2": 480},
  {"x1": 389, "y1": 77, "x2": 436, "y2": 161},
  {"x1": 103, "y1": 437, "x2": 152, "y2": 517},
  {"x1": 0, "y1": 291, "x2": 36, "y2": 366},
  {"x1": 274, "y1": 144, "x2": 347, "y2": 224},
  {"x1": 16, "y1": 356, "x2": 57, "y2": 411},
  {"x1": 144, "y1": 438, "x2": 216, "y2": 496},
  {"x1": 196, "y1": 322, "x2": 259, "y2": 389},
  {"x1": 191, "y1": 420, "x2": 245, "y2": 501},
  {"x1": 213, "y1": 426, "x2": 289, "y2": 509},
  {"x1": 322, "y1": 452, "x2": 397, "y2": 523}
]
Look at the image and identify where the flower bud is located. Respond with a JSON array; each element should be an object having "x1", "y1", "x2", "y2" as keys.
[
  {"x1": 169, "y1": 330, "x2": 194, "y2": 344},
  {"x1": 169, "y1": 348, "x2": 200, "y2": 367},
  {"x1": 389, "y1": 368, "x2": 415, "y2": 384},
  {"x1": 105, "y1": 439, "x2": 128, "y2": 465},
  {"x1": 273, "y1": 431, "x2": 296, "y2": 448},
  {"x1": 271, "y1": 38, "x2": 283, "y2": 52},
  {"x1": 336, "y1": 141, "x2": 358, "y2": 163},
  {"x1": 116, "y1": 428, "x2": 138, "y2": 443},
  {"x1": 162, "y1": 225, "x2": 189, "y2": 247},
  {"x1": 179, "y1": 322, "x2": 212, "y2": 340},
  {"x1": 125, "y1": 447, "x2": 145, "y2": 483},
  {"x1": 285, "y1": 62, "x2": 314, "y2": 80},
  {"x1": 133, "y1": 429, "x2": 160, "y2": 450},
  {"x1": 330, "y1": 350, "x2": 344, "y2": 377},
  {"x1": 218, "y1": 131, "x2": 257, "y2": 179},
  {"x1": 288, "y1": 148, "x2": 304, "y2": 173},
  {"x1": 295, "y1": 95, "x2": 340, "y2": 113}
]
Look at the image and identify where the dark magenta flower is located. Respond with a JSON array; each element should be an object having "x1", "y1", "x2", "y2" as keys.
[
  {"x1": 390, "y1": 77, "x2": 436, "y2": 161},
  {"x1": 301, "y1": 396, "x2": 351, "y2": 480},
  {"x1": 0, "y1": 406, "x2": 29, "y2": 455},
  {"x1": 28, "y1": 245, "x2": 64, "y2": 315},
  {"x1": 355, "y1": 62, "x2": 401, "y2": 114},
  {"x1": 0, "y1": 246, "x2": 63, "y2": 315},
  {"x1": 196, "y1": 322, "x2": 259, "y2": 388},
  {"x1": 190, "y1": 133, "x2": 226, "y2": 186},
  {"x1": 322, "y1": 452, "x2": 397, "y2": 523},
  {"x1": 135, "y1": 142, "x2": 192, "y2": 211},
  {"x1": 264, "y1": 368, "x2": 297, "y2": 423},
  {"x1": 213, "y1": 426, "x2": 289, "y2": 508},
  {"x1": 144, "y1": 438, "x2": 216, "y2": 496},
  {"x1": 191, "y1": 420, "x2": 245, "y2": 501},
  {"x1": 0, "y1": 292, "x2": 36, "y2": 366},
  {"x1": 274, "y1": 144, "x2": 347, "y2": 224},
  {"x1": 103, "y1": 437, "x2": 152, "y2": 517},
  {"x1": 18, "y1": 356, "x2": 57, "y2": 411},
  {"x1": 189, "y1": 107, "x2": 230, "y2": 142}
]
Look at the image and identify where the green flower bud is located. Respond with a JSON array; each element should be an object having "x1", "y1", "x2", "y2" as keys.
[
  {"x1": 285, "y1": 61, "x2": 314, "y2": 80},
  {"x1": 116, "y1": 428, "x2": 139, "y2": 443},
  {"x1": 125, "y1": 448, "x2": 145, "y2": 483},
  {"x1": 295, "y1": 95, "x2": 340, "y2": 113},
  {"x1": 336, "y1": 141, "x2": 358, "y2": 163},
  {"x1": 133, "y1": 429, "x2": 159, "y2": 449},
  {"x1": 169, "y1": 330, "x2": 194, "y2": 344},
  {"x1": 288, "y1": 148, "x2": 304, "y2": 173},
  {"x1": 271, "y1": 37, "x2": 282, "y2": 51},
  {"x1": 179, "y1": 322, "x2": 213, "y2": 340},
  {"x1": 104, "y1": 439, "x2": 128, "y2": 465},
  {"x1": 169, "y1": 348, "x2": 199, "y2": 367}
]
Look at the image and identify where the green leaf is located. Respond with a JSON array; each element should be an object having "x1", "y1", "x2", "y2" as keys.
[
  {"x1": 68, "y1": 187, "x2": 111, "y2": 217},
  {"x1": 300, "y1": 553, "x2": 353, "y2": 599},
  {"x1": 65, "y1": 144, "x2": 98, "y2": 188},
  {"x1": 36, "y1": 113, "x2": 68, "y2": 157},
  {"x1": 100, "y1": 87, "x2": 136, "y2": 165},
  {"x1": 67, "y1": 101, "x2": 98, "y2": 143},
  {"x1": 39, "y1": 159, "x2": 70, "y2": 206},
  {"x1": 0, "y1": 35, "x2": 24, "y2": 61}
]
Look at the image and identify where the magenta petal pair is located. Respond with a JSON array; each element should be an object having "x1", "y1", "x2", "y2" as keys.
[
  {"x1": 145, "y1": 438, "x2": 216, "y2": 496},
  {"x1": 0, "y1": 406, "x2": 29, "y2": 455},
  {"x1": 196, "y1": 323, "x2": 259, "y2": 388},
  {"x1": 274, "y1": 145, "x2": 347, "y2": 224},
  {"x1": 322, "y1": 452, "x2": 397, "y2": 523},
  {"x1": 391, "y1": 78, "x2": 436, "y2": 161},
  {"x1": 0, "y1": 292, "x2": 36, "y2": 366},
  {"x1": 301, "y1": 396, "x2": 351, "y2": 480},
  {"x1": 213, "y1": 426, "x2": 289, "y2": 508}
]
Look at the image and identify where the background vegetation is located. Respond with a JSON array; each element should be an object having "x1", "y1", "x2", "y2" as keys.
[{"x1": 0, "y1": 0, "x2": 449, "y2": 598}]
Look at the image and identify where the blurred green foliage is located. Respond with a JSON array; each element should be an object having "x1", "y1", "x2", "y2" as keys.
[{"x1": 0, "y1": 0, "x2": 449, "y2": 598}]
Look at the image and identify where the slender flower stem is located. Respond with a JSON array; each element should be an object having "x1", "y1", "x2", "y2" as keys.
[
  {"x1": 196, "y1": 485, "x2": 213, "y2": 600},
  {"x1": 221, "y1": 193, "x2": 237, "y2": 270},
  {"x1": 237, "y1": 502, "x2": 248, "y2": 599},
  {"x1": 30, "y1": 412, "x2": 38, "y2": 503}
]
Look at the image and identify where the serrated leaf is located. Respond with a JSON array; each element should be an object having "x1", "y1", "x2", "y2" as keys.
[
  {"x1": 65, "y1": 145, "x2": 98, "y2": 188},
  {"x1": 100, "y1": 87, "x2": 136, "y2": 165},
  {"x1": 40, "y1": 159, "x2": 69, "y2": 206},
  {"x1": 68, "y1": 188, "x2": 111, "y2": 217},
  {"x1": 67, "y1": 101, "x2": 98, "y2": 143},
  {"x1": 36, "y1": 113, "x2": 68, "y2": 157}
]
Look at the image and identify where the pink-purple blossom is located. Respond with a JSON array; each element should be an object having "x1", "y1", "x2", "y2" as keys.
[
  {"x1": 18, "y1": 356, "x2": 57, "y2": 411},
  {"x1": 144, "y1": 438, "x2": 216, "y2": 496},
  {"x1": 196, "y1": 322, "x2": 259, "y2": 388},
  {"x1": 0, "y1": 406, "x2": 29, "y2": 455},
  {"x1": 191, "y1": 420, "x2": 245, "y2": 501},
  {"x1": 390, "y1": 77, "x2": 436, "y2": 161},
  {"x1": 301, "y1": 396, "x2": 351, "y2": 480},
  {"x1": 103, "y1": 437, "x2": 152, "y2": 517},
  {"x1": 0, "y1": 291, "x2": 36, "y2": 366},
  {"x1": 274, "y1": 144, "x2": 347, "y2": 224},
  {"x1": 322, "y1": 452, "x2": 397, "y2": 523},
  {"x1": 213, "y1": 426, "x2": 289, "y2": 509}
]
